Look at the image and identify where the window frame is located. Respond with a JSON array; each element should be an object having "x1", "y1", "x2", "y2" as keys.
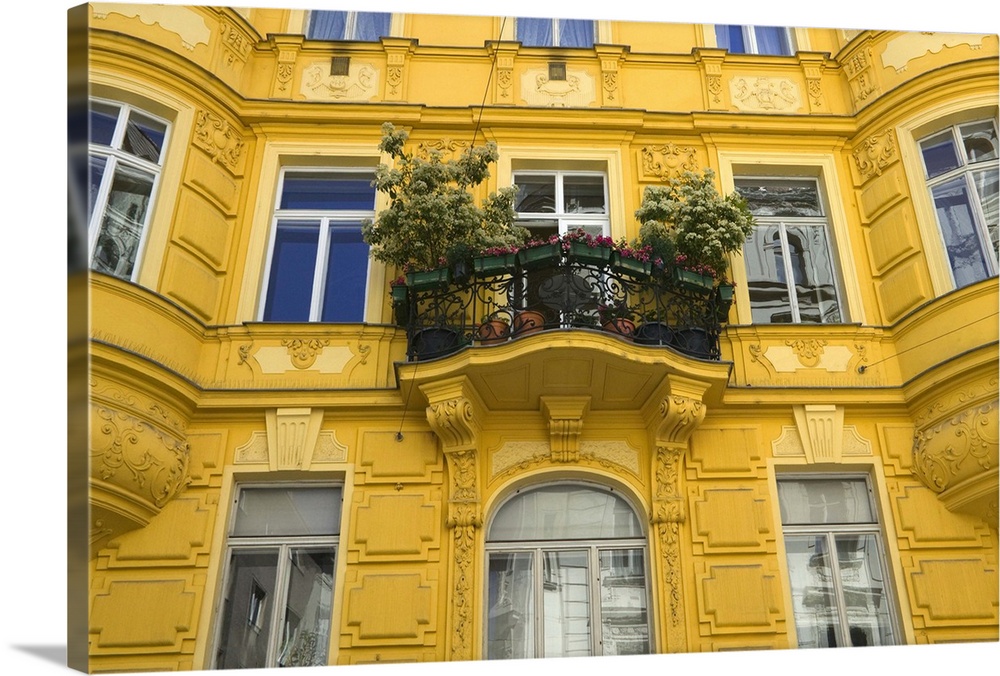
[
  {"x1": 258, "y1": 167, "x2": 376, "y2": 323},
  {"x1": 512, "y1": 169, "x2": 610, "y2": 238},
  {"x1": 916, "y1": 118, "x2": 999, "y2": 288},
  {"x1": 735, "y1": 175, "x2": 848, "y2": 324},
  {"x1": 86, "y1": 98, "x2": 171, "y2": 282},
  {"x1": 776, "y1": 473, "x2": 900, "y2": 649},
  {"x1": 211, "y1": 483, "x2": 343, "y2": 670},
  {"x1": 715, "y1": 25, "x2": 795, "y2": 55},
  {"x1": 483, "y1": 481, "x2": 652, "y2": 659},
  {"x1": 306, "y1": 10, "x2": 392, "y2": 41},
  {"x1": 515, "y1": 17, "x2": 597, "y2": 48}
]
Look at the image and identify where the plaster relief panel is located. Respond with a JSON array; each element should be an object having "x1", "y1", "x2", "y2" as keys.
[
  {"x1": 762, "y1": 341, "x2": 855, "y2": 373},
  {"x1": 843, "y1": 45, "x2": 880, "y2": 106},
  {"x1": 345, "y1": 573, "x2": 435, "y2": 642},
  {"x1": 729, "y1": 76, "x2": 802, "y2": 112},
  {"x1": 910, "y1": 558, "x2": 999, "y2": 622},
  {"x1": 638, "y1": 144, "x2": 700, "y2": 182},
  {"x1": 105, "y1": 496, "x2": 210, "y2": 563},
  {"x1": 881, "y1": 33, "x2": 991, "y2": 73},
  {"x1": 700, "y1": 564, "x2": 781, "y2": 631},
  {"x1": 312, "y1": 430, "x2": 349, "y2": 463},
  {"x1": 895, "y1": 484, "x2": 987, "y2": 547},
  {"x1": 692, "y1": 488, "x2": 771, "y2": 551},
  {"x1": 689, "y1": 427, "x2": 762, "y2": 476},
  {"x1": 174, "y1": 189, "x2": 230, "y2": 269},
  {"x1": 520, "y1": 67, "x2": 596, "y2": 108},
  {"x1": 877, "y1": 260, "x2": 931, "y2": 322},
  {"x1": 301, "y1": 60, "x2": 379, "y2": 101},
  {"x1": 192, "y1": 109, "x2": 245, "y2": 175},
  {"x1": 359, "y1": 431, "x2": 440, "y2": 483},
  {"x1": 92, "y1": 3, "x2": 210, "y2": 51},
  {"x1": 250, "y1": 341, "x2": 356, "y2": 374},
  {"x1": 853, "y1": 128, "x2": 897, "y2": 182},
  {"x1": 90, "y1": 579, "x2": 197, "y2": 648},
  {"x1": 867, "y1": 205, "x2": 919, "y2": 273},
  {"x1": 354, "y1": 494, "x2": 438, "y2": 559},
  {"x1": 859, "y1": 166, "x2": 906, "y2": 220},
  {"x1": 234, "y1": 431, "x2": 268, "y2": 464}
]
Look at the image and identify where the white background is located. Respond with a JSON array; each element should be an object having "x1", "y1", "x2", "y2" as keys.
[{"x1": 6, "y1": 1, "x2": 998, "y2": 674}]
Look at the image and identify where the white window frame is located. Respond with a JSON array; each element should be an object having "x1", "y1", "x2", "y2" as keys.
[
  {"x1": 87, "y1": 98, "x2": 170, "y2": 282},
  {"x1": 211, "y1": 483, "x2": 342, "y2": 670},
  {"x1": 306, "y1": 10, "x2": 391, "y2": 41},
  {"x1": 776, "y1": 474, "x2": 900, "y2": 649},
  {"x1": 515, "y1": 17, "x2": 596, "y2": 48},
  {"x1": 483, "y1": 482, "x2": 652, "y2": 659},
  {"x1": 512, "y1": 170, "x2": 610, "y2": 238},
  {"x1": 736, "y1": 176, "x2": 847, "y2": 324},
  {"x1": 258, "y1": 167, "x2": 375, "y2": 323},
  {"x1": 917, "y1": 119, "x2": 999, "y2": 287},
  {"x1": 715, "y1": 25, "x2": 795, "y2": 55}
]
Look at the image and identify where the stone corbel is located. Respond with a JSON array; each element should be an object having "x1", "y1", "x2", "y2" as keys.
[
  {"x1": 798, "y1": 52, "x2": 828, "y2": 113},
  {"x1": 541, "y1": 396, "x2": 591, "y2": 463},
  {"x1": 693, "y1": 48, "x2": 727, "y2": 110},
  {"x1": 267, "y1": 34, "x2": 304, "y2": 99},
  {"x1": 595, "y1": 44, "x2": 627, "y2": 107},
  {"x1": 488, "y1": 41, "x2": 520, "y2": 105}
]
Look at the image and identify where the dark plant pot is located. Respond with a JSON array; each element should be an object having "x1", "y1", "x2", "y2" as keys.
[
  {"x1": 716, "y1": 284, "x2": 735, "y2": 321},
  {"x1": 610, "y1": 252, "x2": 651, "y2": 278},
  {"x1": 512, "y1": 310, "x2": 545, "y2": 336},
  {"x1": 452, "y1": 259, "x2": 472, "y2": 284},
  {"x1": 390, "y1": 284, "x2": 408, "y2": 304},
  {"x1": 672, "y1": 268, "x2": 714, "y2": 294},
  {"x1": 602, "y1": 318, "x2": 636, "y2": 338},
  {"x1": 406, "y1": 267, "x2": 450, "y2": 291},
  {"x1": 517, "y1": 243, "x2": 562, "y2": 271},
  {"x1": 474, "y1": 253, "x2": 517, "y2": 276},
  {"x1": 568, "y1": 242, "x2": 611, "y2": 266},
  {"x1": 634, "y1": 322, "x2": 673, "y2": 346},
  {"x1": 670, "y1": 327, "x2": 714, "y2": 359},
  {"x1": 476, "y1": 320, "x2": 510, "y2": 345},
  {"x1": 409, "y1": 327, "x2": 463, "y2": 360}
]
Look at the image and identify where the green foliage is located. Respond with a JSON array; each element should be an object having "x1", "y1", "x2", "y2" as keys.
[
  {"x1": 634, "y1": 169, "x2": 755, "y2": 276},
  {"x1": 362, "y1": 123, "x2": 528, "y2": 272}
]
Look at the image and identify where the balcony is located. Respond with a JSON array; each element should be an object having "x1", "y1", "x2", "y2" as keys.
[{"x1": 392, "y1": 244, "x2": 733, "y2": 362}]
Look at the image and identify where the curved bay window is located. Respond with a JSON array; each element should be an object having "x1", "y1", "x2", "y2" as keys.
[{"x1": 485, "y1": 483, "x2": 650, "y2": 659}]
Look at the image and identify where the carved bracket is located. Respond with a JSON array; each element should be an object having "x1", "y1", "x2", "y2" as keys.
[{"x1": 541, "y1": 396, "x2": 591, "y2": 463}]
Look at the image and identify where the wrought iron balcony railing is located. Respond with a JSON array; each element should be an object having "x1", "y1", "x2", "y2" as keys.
[{"x1": 392, "y1": 245, "x2": 733, "y2": 361}]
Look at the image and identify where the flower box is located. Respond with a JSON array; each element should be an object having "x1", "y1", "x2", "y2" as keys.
[
  {"x1": 474, "y1": 253, "x2": 517, "y2": 276},
  {"x1": 406, "y1": 266, "x2": 450, "y2": 291},
  {"x1": 517, "y1": 243, "x2": 562, "y2": 271},
  {"x1": 390, "y1": 284, "x2": 409, "y2": 304},
  {"x1": 568, "y1": 241, "x2": 611, "y2": 266},
  {"x1": 672, "y1": 268, "x2": 714, "y2": 293},
  {"x1": 610, "y1": 252, "x2": 651, "y2": 278}
]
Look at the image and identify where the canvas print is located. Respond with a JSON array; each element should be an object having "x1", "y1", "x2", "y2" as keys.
[{"x1": 67, "y1": 2, "x2": 999, "y2": 674}]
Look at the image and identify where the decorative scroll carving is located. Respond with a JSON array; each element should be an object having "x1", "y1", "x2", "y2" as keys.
[
  {"x1": 273, "y1": 48, "x2": 297, "y2": 96},
  {"x1": 656, "y1": 395, "x2": 706, "y2": 447},
  {"x1": 640, "y1": 144, "x2": 699, "y2": 182},
  {"x1": 193, "y1": 109, "x2": 245, "y2": 172},
  {"x1": 786, "y1": 339, "x2": 828, "y2": 368},
  {"x1": 219, "y1": 18, "x2": 253, "y2": 66},
  {"x1": 495, "y1": 53, "x2": 515, "y2": 103},
  {"x1": 301, "y1": 61, "x2": 377, "y2": 101},
  {"x1": 730, "y1": 76, "x2": 801, "y2": 112},
  {"x1": 844, "y1": 46, "x2": 879, "y2": 105},
  {"x1": 386, "y1": 52, "x2": 405, "y2": 99},
  {"x1": 427, "y1": 398, "x2": 478, "y2": 452},
  {"x1": 913, "y1": 399, "x2": 999, "y2": 493},
  {"x1": 281, "y1": 338, "x2": 330, "y2": 370},
  {"x1": 854, "y1": 128, "x2": 897, "y2": 181},
  {"x1": 418, "y1": 138, "x2": 470, "y2": 159}
]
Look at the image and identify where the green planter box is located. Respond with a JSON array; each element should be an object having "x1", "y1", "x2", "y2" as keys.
[
  {"x1": 474, "y1": 253, "x2": 517, "y2": 276},
  {"x1": 406, "y1": 267, "x2": 450, "y2": 291},
  {"x1": 610, "y1": 252, "x2": 651, "y2": 278},
  {"x1": 517, "y1": 243, "x2": 563, "y2": 271},
  {"x1": 390, "y1": 284, "x2": 409, "y2": 304},
  {"x1": 672, "y1": 268, "x2": 714, "y2": 294},
  {"x1": 567, "y1": 242, "x2": 611, "y2": 266}
]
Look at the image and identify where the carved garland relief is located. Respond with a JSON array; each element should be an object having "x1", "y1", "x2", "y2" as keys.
[
  {"x1": 640, "y1": 144, "x2": 700, "y2": 182},
  {"x1": 193, "y1": 109, "x2": 245, "y2": 173},
  {"x1": 853, "y1": 128, "x2": 897, "y2": 182}
]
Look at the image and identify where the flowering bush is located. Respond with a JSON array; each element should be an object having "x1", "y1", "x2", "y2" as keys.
[
  {"x1": 615, "y1": 240, "x2": 652, "y2": 262},
  {"x1": 673, "y1": 254, "x2": 717, "y2": 278},
  {"x1": 634, "y1": 169, "x2": 754, "y2": 277}
]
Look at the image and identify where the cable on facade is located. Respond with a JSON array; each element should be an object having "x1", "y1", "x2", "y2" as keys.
[{"x1": 857, "y1": 310, "x2": 999, "y2": 373}]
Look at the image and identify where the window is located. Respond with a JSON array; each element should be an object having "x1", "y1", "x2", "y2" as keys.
[
  {"x1": 485, "y1": 483, "x2": 650, "y2": 659},
  {"x1": 307, "y1": 10, "x2": 390, "y2": 41},
  {"x1": 736, "y1": 177, "x2": 845, "y2": 323},
  {"x1": 715, "y1": 25, "x2": 794, "y2": 55},
  {"x1": 777, "y1": 476, "x2": 898, "y2": 649},
  {"x1": 88, "y1": 99, "x2": 169, "y2": 281},
  {"x1": 517, "y1": 17, "x2": 595, "y2": 48},
  {"x1": 213, "y1": 485, "x2": 342, "y2": 669},
  {"x1": 260, "y1": 169, "x2": 375, "y2": 323},
  {"x1": 918, "y1": 119, "x2": 999, "y2": 287}
]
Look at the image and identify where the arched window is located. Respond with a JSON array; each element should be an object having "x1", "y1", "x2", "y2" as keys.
[{"x1": 485, "y1": 483, "x2": 650, "y2": 659}]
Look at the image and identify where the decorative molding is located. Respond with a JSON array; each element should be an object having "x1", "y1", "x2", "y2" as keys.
[
  {"x1": 265, "y1": 408, "x2": 324, "y2": 471},
  {"x1": 520, "y1": 68, "x2": 595, "y2": 108},
  {"x1": 91, "y1": 3, "x2": 210, "y2": 50},
  {"x1": 844, "y1": 46, "x2": 879, "y2": 106},
  {"x1": 234, "y1": 430, "x2": 269, "y2": 464},
  {"x1": 541, "y1": 396, "x2": 590, "y2": 463},
  {"x1": 272, "y1": 48, "x2": 298, "y2": 97},
  {"x1": 881, "y1": 33, "x2": 989, "y2": 73},
  {"x1": 596, "y1": 47, "x2": 626, "y2": 107},
  {"x1": 418, "y1": 138, "x2": 471, "y2": 159},
  {"x1": 493, "y1": 50, "x2": 516, "y2": 103},
  {"x1": 301, "y1": 61, "x2": 378, "y2": 101},
  {"x1": 192, "y1": 109, "x2": 245, "y2": 173},
  {"x1": 581, "y1": 440, "x2": 640, "y2": 476},
  {"x1": 90, "y1": 377, "x2": 188, "y2": 435},
  {"x1": 853, "y1": 128, "x2": 897, "y2": 181},
  {"x1": 793, "y1": 404, "x2": 845, "y2": 464},
  {"x1": 490, "y1": 439, "x2": 639, "y2": 479},
  {"x1": 655, "y1": 394, "x2": 706, "y2": 448},
  {"x1": 282, "y1": 338, "x2": 330, "y2": 370},
  {"x1": 729, "y1": 76, "x2": 801, "y2": 112},
  {"x1": 312, "y1": 431, "x2": 349, "y2": 463},
  {"x1": 772, "y1": 426, "x2": 805, "y2": 457},
  {"x1": 219, "y1": 17, "x2": 253, "y2": 66},
  {"x1": 913, "y1": 399, "x2": 998, "y2": 494},
  {"x1": 640, "y1": 144, "x2": 700, "y2": 182},
  {"x1": 786, "y1": 339, "x2": 828, "y2": 367},
  {"x1": 652, "y1": 444, "x2": 686, "y2": 650}
]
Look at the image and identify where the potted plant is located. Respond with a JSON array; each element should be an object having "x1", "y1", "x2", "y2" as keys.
[
  {"x1": 610, "y1": 240, "x2": 653, "y2": 278},
  {"x1": 517, "y1": 233, "x2": 564, "y2": 271},
  {"x1": 474, "y1": 244, "x2": 520, "y2": 276},
  {"x1": 564, "y1": 229, "x2": 614, "y2": 266},
  {"x1": 598, "y1": 299, "x2": 635, "y2": 337},
  {"x1": 476, "y1": 312, "x2": 510, "y2": 345}
]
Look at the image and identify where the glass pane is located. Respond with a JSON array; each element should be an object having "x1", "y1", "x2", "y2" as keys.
[
  {"x1": 921, "y1": 130, "x2": 961, "y2": 178},
  {"x1": 262, "y1": 220, "x2": 320, "y2": 322},
  {"x1": 517, "y1": 17, "x2": 553, "y2": 47},
  {"x1": 320, "y1": 225, "x2": 369, "y2": 322},
  {"x1": 489, "y1": 485, "x2": 642, "y2": 541},
  {"x1": 715, "y1": 25, "x2": 746, "y2": 53},
  {"x1": 754, "y1": 26, "x2": 791, "y2": 55},
  {"x1": 784, "y1": 224, "x2": 842, "y2": 323},
  {"x1": 215, "y1": 549, "x2": 280, "y2": 669},
  {"x1": 735, "y1": 179, "x2": 823, "y2": 217},
  {"x1": 487, "y1": 552, "x2": 535, "y2": 659},
  {"x1": 960, "y1": 121, "x2": 998, "y2": 163},
  {"x1": 90, "y1": 101, "x2": 120, "y2": 146},
  {"x1": 122, "y1": 111, "x2": 166, "y2": 164},
  {"x1": 563, "y1": 176, "x2": 606, "y2": 213},
  {"x1": 778, "y1": 478, "x2": 874, "y2": 525},
  {"x1": 276, "y1": 548, "x2": 336, "y2": 667},
  {"x1": 515, "y1": 175, "x2": 557, "y2": 213},
  {"x1": 542, "y1": 550, "x2": 591, "y2": 658},
  {"x1": 931, "y1": 177, "x2": 991, "y2": 286},
  {"x1": 280, "y1": 173, "x2": 376, "y2": 211},
  {"x1": 558, "y1": 19, "x2": 594, "y2": 48},
  {"x1": 971, "y1": 168, "x2": 999, "y2": 260},
  {"x1": 91, "y1": 163, "x2": 154, "y2": 280},
  {"x1": 598, "y1": 549, "x2": 649, "y2": 656},
  {"x1": 835, "y1": 535, "x2": 895, "y2": 647},
  {"x1": 233, "y1": 486, "x2": 342, "y2": 537},
  {"x1": 308, "y1": 10, "x2": 346, "y2": 39},
  {"x1": 353, "y1": 12, "x2": 391, "y2": 41},
  {"x1": 88, "y1": 155, "x2": 107, "y2": 221},
  {"x1": 744, "y1": 225, "x2": 794, "y2": 323},
  {"x1": 785, "y1": 535, "x2": 842, "y2": 648}
]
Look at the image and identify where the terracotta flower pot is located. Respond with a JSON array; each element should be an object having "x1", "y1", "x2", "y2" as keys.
[
  {"x1": 602, "y1": 318, "x2": 636, "y2": 338},
  {"x1": 476, "y1": 320, "x2": 510, "y2": 345},
  {"x1": 513, "y1": 310, "x2": 545, "y2": 336}
]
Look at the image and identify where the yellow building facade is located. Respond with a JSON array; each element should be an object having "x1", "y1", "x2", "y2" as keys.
[{"x1": 73, "y1": 3, "x2": 999, "y2": 672}]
